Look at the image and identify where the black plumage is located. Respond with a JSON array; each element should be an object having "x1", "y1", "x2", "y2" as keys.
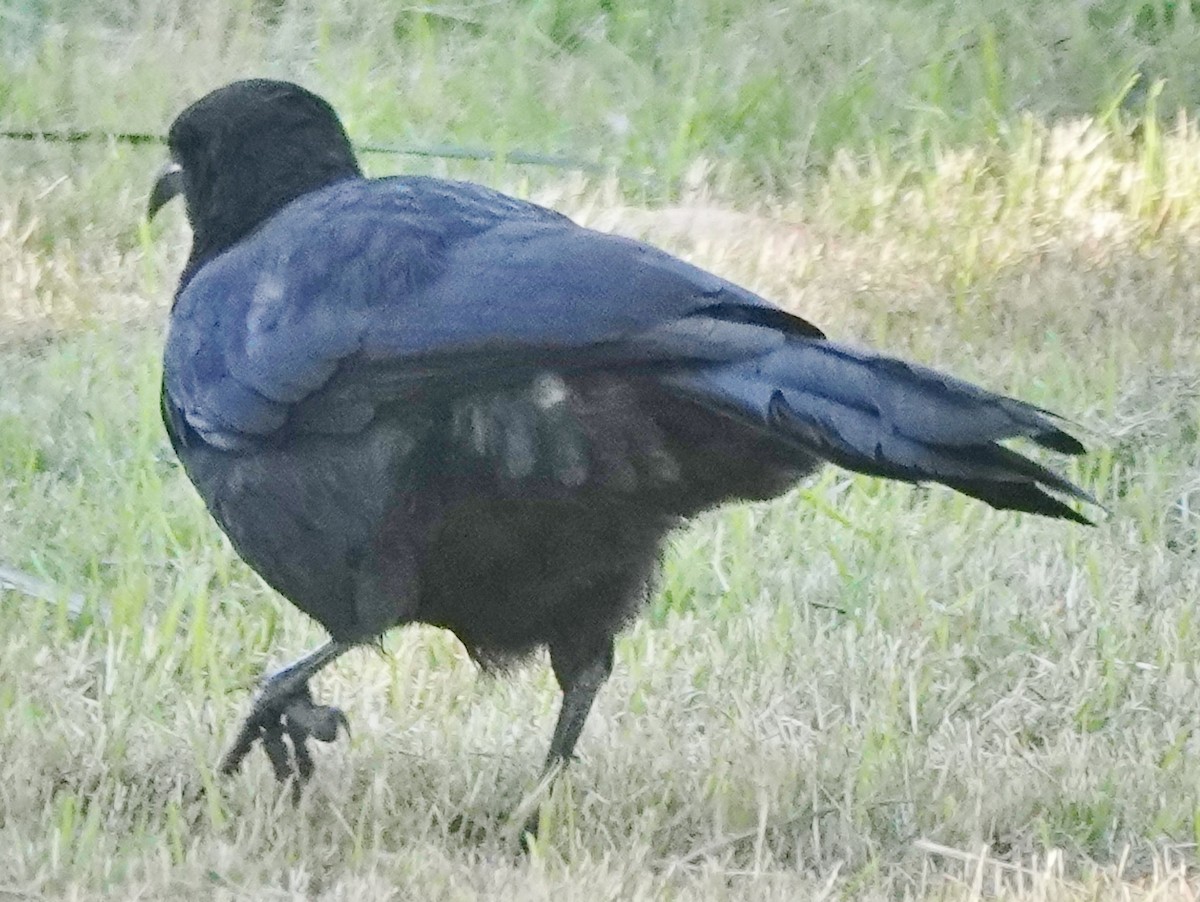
[{"x1": 150, "y1": 79, "x2": 1096, "y2": 804}]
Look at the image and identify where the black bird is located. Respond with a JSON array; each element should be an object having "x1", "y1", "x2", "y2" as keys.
[{"x1": 150, "y1": 79, "x2": 1095, "y2": 801}]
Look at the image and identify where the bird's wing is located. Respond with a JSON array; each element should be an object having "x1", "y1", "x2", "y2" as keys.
[
  {"x1": 165, "y1": 175, "x2": 1093, "y2": 522},
  {"x1": 164, "y1": 176, "x2": 821, "y2": 450}
]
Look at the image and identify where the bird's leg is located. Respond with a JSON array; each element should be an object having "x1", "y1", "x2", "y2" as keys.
[
  {"x1": 219, "y1": 640, "x2": 355, "y2": 798},
  {"x1": 520, "y1": 633, "x2": 613, "y2": 839},
  {"x1": 545, "y1": 638, "x2": 613, "y2": 770}
]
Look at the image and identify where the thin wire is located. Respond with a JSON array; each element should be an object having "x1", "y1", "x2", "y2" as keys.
[{"x1": 0, "y1": 127, "x2": 617, "y2": 175}]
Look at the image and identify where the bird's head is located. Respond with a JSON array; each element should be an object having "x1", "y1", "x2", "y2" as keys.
[{"x1": 149, "y1": 79, "x2": 362, "y2": 276}]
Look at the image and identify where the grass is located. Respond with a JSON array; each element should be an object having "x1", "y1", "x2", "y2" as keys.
[
  {"x1": 2, "y1": 0, "x2": 1200, "y2": 898},
  {"x1": 6, "y1": 0, "x2": 1200, "y2": 195}
]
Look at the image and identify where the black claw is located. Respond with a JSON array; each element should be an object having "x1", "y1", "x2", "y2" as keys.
[
  {"x1": 219, "y1": 721, "x2": 260, "y2": 775},
  {"x1": 261, "y1": 723, "x2": 293, "y2": 784},
  {"x1": 286, "y1": 723, "x2": 316, "y2": 786},
  {"x1": 219, "y1": 679, "x2": 348, "y2": 794}
]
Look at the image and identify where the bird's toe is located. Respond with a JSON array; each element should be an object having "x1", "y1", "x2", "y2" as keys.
[{"x1": 284, "y1": 697, "x2": 349, "y2": 744}]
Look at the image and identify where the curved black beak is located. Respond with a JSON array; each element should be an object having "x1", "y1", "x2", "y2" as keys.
[{"x1": 148, "y1": 162, "x2": 184, "y2": 220}]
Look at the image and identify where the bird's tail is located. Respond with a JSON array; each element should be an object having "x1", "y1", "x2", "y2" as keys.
[{"x1": 664, "y1": 337, "x2": 1097, "y2": 523}]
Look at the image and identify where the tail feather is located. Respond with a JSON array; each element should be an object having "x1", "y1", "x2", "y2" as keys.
[{"x1": 664, "y1": 337, "x2": 1097, "y2": 523}]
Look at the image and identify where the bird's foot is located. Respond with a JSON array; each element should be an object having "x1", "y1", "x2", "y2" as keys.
[{"x1": 219, "y1": 675, "x2": 349, "y2": 802}]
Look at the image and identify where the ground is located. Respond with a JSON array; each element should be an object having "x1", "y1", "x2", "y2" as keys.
[{"x1": 2, "y1": 2, "x2": 1199, "y2": 898}]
